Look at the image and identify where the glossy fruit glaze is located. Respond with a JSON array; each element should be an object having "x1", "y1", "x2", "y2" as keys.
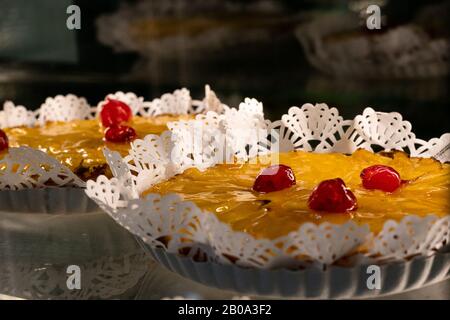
[
  {"x1": 144, "y1": 149, "x2": 449, "y2": 239},
  {"x1": 2, "y1": 115, "x2": 191, "y2": 172}
]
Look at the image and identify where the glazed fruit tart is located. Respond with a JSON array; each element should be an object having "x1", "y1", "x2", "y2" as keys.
[
  {"x1": 144, "y1": 149, "x2": 448, "y2": 240},
  {"x1": 86, "y1": 102, "x2": 449, "y2": 270},
  {"x1": 0, "y1": 85, "x2": 226, "y2": 187}
]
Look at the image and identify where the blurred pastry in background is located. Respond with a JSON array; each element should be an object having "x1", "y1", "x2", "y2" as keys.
[
  {"x1": 295, "y1": 3, "x2": 449, "y2": 79},
  {"x1": 97, "y1": 0, "x2": 301, "y2": 58}
]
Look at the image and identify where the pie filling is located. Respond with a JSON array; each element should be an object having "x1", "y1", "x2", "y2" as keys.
[
  {"x1": 1, "y1": 114, "x2": 191, "y2": 180},
  {"x1": 144, "y1": 149, "x2": 449, "y2": 239}
]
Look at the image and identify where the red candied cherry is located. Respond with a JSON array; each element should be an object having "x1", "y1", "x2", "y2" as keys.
[
  {"x1": 104, "y1": 125, "x2": 137, "y2": 143},
  {"x1": 253, "y1": 164, "x2": 296, "y2": 193},
  {"x1": 360, "y1": 165, "x2": 402, "y2": 193},
  {"x1": 0, "y1": 129, "x2": 8, "y2": 151},
  {"x1": 100, "y1": 98, "x2": 132, "y2": 127},
  {"x1": 308, "y1": 178, "x2": 357, "y2": 213}
]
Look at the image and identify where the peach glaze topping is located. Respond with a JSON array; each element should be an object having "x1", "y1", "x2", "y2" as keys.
[
  {"x1": 144, "y1": 149, "x2": 450, "y2": 239},
  {"x1": 1, "y1": 115, "x2": 192, "y2": 179}
]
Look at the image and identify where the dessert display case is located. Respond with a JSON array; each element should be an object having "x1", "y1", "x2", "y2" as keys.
[{"x1": 0, "y1": 0, "x2": 449, "y2": 300}]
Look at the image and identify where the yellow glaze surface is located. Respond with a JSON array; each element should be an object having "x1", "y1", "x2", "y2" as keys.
[
  {"x1": 144, "y1": 150, "x2": 450, "y2": 239},
  {"x1": 3, "y1": 115, "x2": 191, "y2": 173}
]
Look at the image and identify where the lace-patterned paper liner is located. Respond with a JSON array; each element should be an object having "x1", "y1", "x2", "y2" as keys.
[
  {"x1": 0, "y1": 147, "x2": 85, "y2": 190},
  {"x1": 0, "y1": 85, "x2": 226, "y2": 129},
  {"x1": 86, "y1": 103, "x2": 450, "y2": 267},
  {"x1": 0, "y1": 85, "x2": 228, "y2": 190},
  {"x1": 295, "y1": 13, "x2": 450, "y2": 79}
]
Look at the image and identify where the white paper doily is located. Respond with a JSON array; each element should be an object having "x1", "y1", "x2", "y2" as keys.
[
  {"x1": 0, "y1": 147, "x2": 85, "y2": 190},
  {"x1": 86, "y1": 103, "x2": 450, "y2": 268},
  {"x1": 0, "y1": 85, "x2": 227, "y2": 190},
  {"x1": 295, "y1": 13, "x2": 450, "y2": 79}
]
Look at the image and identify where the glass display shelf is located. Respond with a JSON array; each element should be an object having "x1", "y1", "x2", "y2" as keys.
[
  {"x1": 1, "y1": 0, "x2": 449, "y2": 300},
  {"x1": 0, "y1": 209, "x2": 448, "y2": 300}
]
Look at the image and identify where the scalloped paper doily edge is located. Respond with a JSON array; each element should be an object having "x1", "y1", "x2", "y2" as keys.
[
  {"x1": 0, "y1": 85, "x2": 228, "y2": 190},
  {"x1": 85, "y1": 103, "x2": 450, "y2": 267}
]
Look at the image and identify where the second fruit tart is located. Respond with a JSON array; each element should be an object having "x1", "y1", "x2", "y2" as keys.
[{"x1": 0, "y1": 86, "x2": 226, "y2": 181}]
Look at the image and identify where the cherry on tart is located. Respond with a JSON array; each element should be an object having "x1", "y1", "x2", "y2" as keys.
[
  {"x1": 0, "y1": 129, "x2": 9, "y2": 151},
  {"x1": 308, "y1": 178, "x2": 357, "y2": 213},
  {"x1": 104, "y1": 125, "x2": 137, "y2": 143},
  {"x1": 253, "y1": 164, "x2": 296, "y2": 193},
  {"x1": 143, "y1": 150, "x2": 449, "y2": 239},
  {"x1": 100, "y1": 98, "x2": 133, "y2": 127},
  {"x1": 360, "y1": 165, "x2": 402, "y2": 193}
]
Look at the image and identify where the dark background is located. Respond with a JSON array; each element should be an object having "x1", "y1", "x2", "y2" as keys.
[{"x1": 0, "y1": 0, "x2": 448, "y2": 139}]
